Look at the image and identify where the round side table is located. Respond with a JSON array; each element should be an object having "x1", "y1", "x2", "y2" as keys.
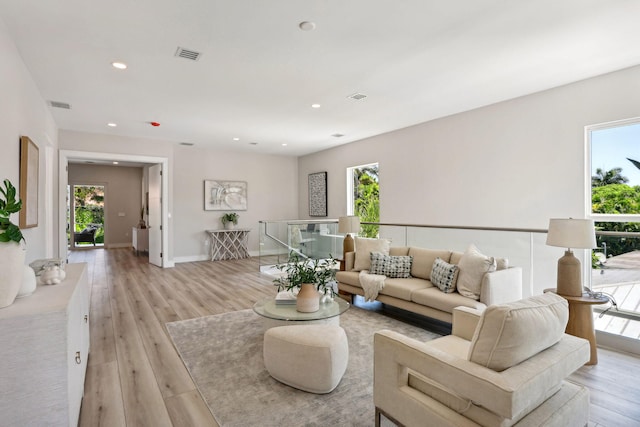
[{"x1": 544, "y1": 288, "x2": 609, "y2": 365}]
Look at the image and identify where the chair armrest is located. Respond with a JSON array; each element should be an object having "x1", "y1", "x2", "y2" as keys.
[
  {"x1": 452, "y1": 307, "x2": 482, "y2": 341},
  {"x1": 344, "y1": 251, "x2": 355, "y2": 271},
  {"x1": 480, "y1": 267, "x2": 522, "y2": 306},
  {"x1": 374, "y1": 329, "x2": 589, "y2": 420}
]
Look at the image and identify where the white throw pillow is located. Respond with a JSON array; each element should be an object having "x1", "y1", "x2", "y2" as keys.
[
  {"x1": 353, "y1": 238, "x2": 390, "y2": 271},
  {"x1": 456, "y1": 244, "x2": 496, "y2": 300},
  {"x1": 468, "y1": 293, "x2": 569, "y2": 371}
]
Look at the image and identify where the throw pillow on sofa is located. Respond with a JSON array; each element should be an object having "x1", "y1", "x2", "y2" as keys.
[
  {"x1": 457, "y1": 244, "x2": 496, "y2": 300},
  {"x1": 370, "y1": 252, "x2": 413, "y2": 278},
  {"x1": 354, "y1": 238, "x2": 390, "y2": 271},
  {"x1": 430, "y1": 257, "x2": 459, "y2": 293}
]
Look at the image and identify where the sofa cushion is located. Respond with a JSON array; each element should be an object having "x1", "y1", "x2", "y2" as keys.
[
  {"x1": 380, "y1": 277, "x2": 432, "y2": 300},
  {"x1": 370, "y1": 253, "x2": 413, "y2": 278},
  {"x1": 335, "y1": 270, "x2": 361, "y2": 288},
  {"x1": 354, "y1": 238, "x2": 390, "y2": 271},
  {"x1": 389, "y1": 247, "x2": 410, "y2": 256},
  {"x1": 468, "y1": 293, "x2": 569, "y2": 372},
  {"x1": 450, "y1": 251, "x2": 463, "y2": 265},
  {"x1": 411, "y1": 287, "x2": 486, "y2": 313},
  {"x1": 496, "y1": 257, "x2": 509, "y2": 270},
  {"x1": 408, "y1": 248, "x2": 452, "y2": 280},
  {"x1": 430, "y1": 258, "x2": 459, "y2": 293},
  {"x1": 456, "y1": 244, "x2": 496, "y2": 300}
]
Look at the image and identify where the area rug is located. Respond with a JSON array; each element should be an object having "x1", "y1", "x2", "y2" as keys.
[{"x1": 166, "y1": 307, "x2": 440, "y2": 427}]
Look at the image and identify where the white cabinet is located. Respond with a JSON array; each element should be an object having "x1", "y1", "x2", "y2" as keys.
[
  {"x1": 132, "y1": 226, "x2": 149, "y2": 255},
  {"x1": 0, "y1": 263, "x2": 90, "y2": 427}
]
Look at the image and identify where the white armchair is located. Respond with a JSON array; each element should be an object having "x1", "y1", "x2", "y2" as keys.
[{"x1": 374, "y1": 294, "x2": 591, "y2": 427}]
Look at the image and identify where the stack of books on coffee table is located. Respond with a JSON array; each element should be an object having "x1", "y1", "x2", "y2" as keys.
[{"x1": 275, "y1": 291, "x2": 297, "y2": 305}]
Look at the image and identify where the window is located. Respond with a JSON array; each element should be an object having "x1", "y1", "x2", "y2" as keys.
[
  {"x1": 347, "y1": 163, "x2": 379, "y2": 238},
  {"x1": 587, "y1": 118, "x2": 640, "y2": 343}
]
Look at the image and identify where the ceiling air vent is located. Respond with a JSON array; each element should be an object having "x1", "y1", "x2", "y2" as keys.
[
  {"x1": 175, "y1": 47, "x2": 202, "y2": 61},
  {"x1": 49, "y1": 100, "x2": 71, "y2": 109},
  {"x1": 347, "y1": 93, "x2": 367, "y2": 101}
]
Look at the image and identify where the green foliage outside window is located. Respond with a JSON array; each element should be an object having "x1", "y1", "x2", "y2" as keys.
[
  {"x1": 591, "y1": 170, "x2": 640, "y2": 259},
  {"x1": 353, "y1": 165, "x2": 379, "y2": 238},
  {"x1": 74, "y1": 186, "x2": 105, "y2": 244}
]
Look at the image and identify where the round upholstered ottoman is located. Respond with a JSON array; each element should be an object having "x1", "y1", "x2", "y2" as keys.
[{"x1": 263, "y1": 324, "x2": 349, "y2": 394}]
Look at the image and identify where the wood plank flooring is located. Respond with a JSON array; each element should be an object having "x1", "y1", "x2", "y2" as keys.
[{"x1": 74, "y1": 248, "x2": 640, "y2": 427}]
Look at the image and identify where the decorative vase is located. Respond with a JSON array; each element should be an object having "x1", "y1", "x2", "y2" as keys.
[
  {"x1": 224, "y1": 222, "x2": 235, "y2": 230},
  {"x1": 16, "y1": 266, "x2": 36, "y2": 298},
  {"x1": 296, "y1": 283, "x2": 320, "y2": 313},
  {"x1": 0, "y1": 242, "x2": 27, "y2": 308}
]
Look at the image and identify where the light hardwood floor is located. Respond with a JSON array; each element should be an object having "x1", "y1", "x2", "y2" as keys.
[{"x1": 74, "y1": 248, "x2": 640, "y2": 427}]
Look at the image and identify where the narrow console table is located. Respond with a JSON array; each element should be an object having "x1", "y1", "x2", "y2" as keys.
[{"x1": 206, "y1": 229, "x2": 251, "y2": 260}]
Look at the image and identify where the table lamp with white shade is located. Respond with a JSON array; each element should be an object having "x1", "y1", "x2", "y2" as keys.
[
  {"x1": 338, "y1": 216, "x2": 360, "y2": 258},
  {"x1": 546, "y1": 218, "x2": 597, "y2": 297}
]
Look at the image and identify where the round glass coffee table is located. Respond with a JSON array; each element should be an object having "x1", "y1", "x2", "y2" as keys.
[{"x1": 253, "y1": 297, "x2": 350, "y2": 328}]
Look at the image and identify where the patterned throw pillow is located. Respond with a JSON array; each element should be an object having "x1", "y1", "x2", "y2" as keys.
[
  {"x1": 431, "y1": 257, "x2": 460, "y2": 293},
  {"x1": 369, "y1": 252, "x2": 413, "y2": 278}
]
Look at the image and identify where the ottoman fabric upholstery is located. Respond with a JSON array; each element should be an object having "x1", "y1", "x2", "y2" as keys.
[{"x1": 263, "y1": 324, "x2": 349, "y2": 394}]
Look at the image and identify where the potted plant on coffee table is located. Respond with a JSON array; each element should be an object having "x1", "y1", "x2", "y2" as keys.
[
  {"x1": 273, "y1": 251, "x2": 337, "y2": 313},
  {"x1": 0, "y1": 179, "x2": 26, "y2": 308},
  {"x1": 221, "y1": 212, "x2": 239, "y2": 230}
]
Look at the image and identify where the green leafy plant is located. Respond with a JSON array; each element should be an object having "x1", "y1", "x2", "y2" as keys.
[
  {"x1": 0, "y1": 179, "x2": 24, "y2": 243},
  {"x1": 273, "y1": 251, "x2": 337, "y2": 296},
  {"x1": 221, "y1": 212, "x2": 239, "y2": 225}
]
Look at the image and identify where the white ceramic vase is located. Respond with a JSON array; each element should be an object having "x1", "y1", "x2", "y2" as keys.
[
  {"x1": 296, "y1": 283, "x2": 320, "y2": 313},
  {"x1": 224, "y1": 222, "x2": 235, "y2": 230},
  {"x1": 16, "y1": 265, "x2": 36, "y2": 298},
  {"x1": 0, "y1": 242, "x2": 27, "y2": 308}
]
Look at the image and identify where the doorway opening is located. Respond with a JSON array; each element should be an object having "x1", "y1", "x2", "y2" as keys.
[{"x1": 68, "y1": 184, "x2": 105, "y2": 249}]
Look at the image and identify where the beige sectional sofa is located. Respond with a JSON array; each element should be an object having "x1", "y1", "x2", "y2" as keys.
[{"x1": 336, "y1": 242, "x2": 523, "y2": 324}]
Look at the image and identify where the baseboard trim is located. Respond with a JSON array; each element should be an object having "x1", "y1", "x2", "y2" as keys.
[{"x1": 105, "y1": 243, "x2": 131, "y2": 249}]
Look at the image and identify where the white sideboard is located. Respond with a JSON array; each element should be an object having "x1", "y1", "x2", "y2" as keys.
[{"x1": 0, "y1": 262, "x2": 90, "y2": 427}]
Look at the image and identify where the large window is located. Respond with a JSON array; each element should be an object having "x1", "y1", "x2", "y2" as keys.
[
  {"x1": 587, "y1": 118, "x2": 640, "y2": 341},
  {"x1": 347, "y1": 163, "x2": 379, "y2": 238}
]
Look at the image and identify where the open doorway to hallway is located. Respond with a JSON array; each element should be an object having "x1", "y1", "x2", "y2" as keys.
[{"x1": 67, "y1": 184, "x2": 105, "y2": 249}]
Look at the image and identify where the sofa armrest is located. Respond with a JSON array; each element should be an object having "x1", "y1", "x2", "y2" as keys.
[
  {"x1": 452, "y1": 307, "x2": 482, "y2": 341},
  {"x1": 344, "y1": 251, "x2": 355, "y2": 271},
  {"x1": 374, "y1": 329, "x2": 589, "y2": 420},
  {"x1": 480, "y1": 267, "x2": 522, "y2": 306}
]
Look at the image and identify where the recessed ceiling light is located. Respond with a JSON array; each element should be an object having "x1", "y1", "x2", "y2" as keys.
[
  {"x1": 107, "y1": 123, "x2": 117, "y2": 127},
  {"x1": 111, "y1": 62, "x2": 127, "y2": 70},
  {"x1": 113, "y1": 161, "x2": 119, "y2": 165},
  {"x1": 299, "y1": 21, "x2": 316, "y2": 31},
  {"x1": 332, "y1": 133, "x2": 345, "y2": 138},
  {"x1": 179, "y1": 142, "x2": 194, "y2": 146},
  {"x1": 233, "y1": 137, "x2": 240, "y2": 141},
  {"x1": 311, "y1": 104, "x2": 321, "y2": 108},
  {"x1": 282, "y1": 143, "x2": 288, "y2": 147},
  {"x1": 249, "y1": 142, "x2": 258, "y2": 145}
]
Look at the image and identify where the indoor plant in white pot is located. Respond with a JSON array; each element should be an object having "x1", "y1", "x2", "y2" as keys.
[
  {"x1": 0, "y1": 179, "x2": 26, "y2": 308},
  {"x1": 221, "y1": 212, "x2": 239, "y2": 230},
  {"x1": 273, "y1": 251, "x2": 337, "y2": 313}
]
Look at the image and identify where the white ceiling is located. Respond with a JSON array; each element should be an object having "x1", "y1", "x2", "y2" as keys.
[{"x1": 2, "y1": 0, "x2": 640, "y2": 156}]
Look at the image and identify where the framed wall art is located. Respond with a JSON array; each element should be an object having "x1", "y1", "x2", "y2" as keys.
[
  {"x1": 204, "y1": 180, "x2": 248, "y2": 211},
  {"x1": 19, "y1": 136, "x2": 39, "y2": 228},
  {"x1": 308, "y1": 171, "x2": 327, "y2": 217}
]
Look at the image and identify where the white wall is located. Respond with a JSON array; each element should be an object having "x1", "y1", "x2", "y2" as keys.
[
  {"x1": 0, "y1": 17, "x2": 58, "y2": 263},
  {"x1": 172, "y1": 145, "x2": 298, "y2": 262},
  {"x1": 68, "y1": 164, "x2": 143, "y2": 247},
  {"x1": 298, "y1": 64, "x2": 640, "y2": 295},
  {"x1": 58, "y1": 130, "x2": 299, "y2": 262}
]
